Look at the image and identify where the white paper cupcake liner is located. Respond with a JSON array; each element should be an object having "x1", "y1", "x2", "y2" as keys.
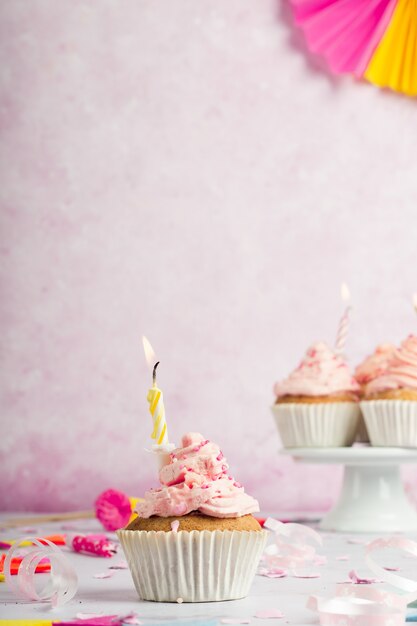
[
  {"x1": 360, "y1": 400, "x2": 417, "y2": 447},
  {"x1": 117, "y1": 528, "x2": 267, "y2": 603},
  {"x1": 271, "y1": 402, "x2": 360, "y2": 448}
]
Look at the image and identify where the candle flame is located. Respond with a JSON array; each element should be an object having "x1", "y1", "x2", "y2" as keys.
[
  {"x1": 340, "y1": 282, "x2": 350, "y2": 303},
  {"x1": 142, "y1": 335, "x2": 156, "y2": 369},
  {"x1": 413, "y1": 293, "x2": 417, "y2": 313}
]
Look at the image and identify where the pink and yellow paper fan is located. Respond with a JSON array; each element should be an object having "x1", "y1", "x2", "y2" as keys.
[{"x1": 291, "y1": 0, "x2": 417, "y2": 96}]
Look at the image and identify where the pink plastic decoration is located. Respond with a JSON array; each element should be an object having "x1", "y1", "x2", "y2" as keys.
[
  {"x1": 70, "y1": 534, "x2": 118, "y2": 558},
  {"x1": 94, "y1": 489, "x2": 132, "y2": 531},
  {"x1": 291, "y1": 0, "x2": 397, "y2": 75}
]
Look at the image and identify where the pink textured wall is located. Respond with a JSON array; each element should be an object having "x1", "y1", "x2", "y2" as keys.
[{"x1": 1, "y1": 1, "x2": 417, "y2": 513}]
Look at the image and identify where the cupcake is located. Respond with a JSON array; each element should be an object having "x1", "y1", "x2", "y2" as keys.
[
  {"x1": 360, "y1": 334, "x2": 417, "y2": 447},
  {"x1": 271, "y1": 342, "x2": 360, "y2": 447},
  {"x1": 354, "y1": 344, "x2": 396, "y2": 442},
  {"x1": 355, "y1": 344, "x2": 397, "y2": 391},
  {"x1": 118, "y1": 432, "x2": 267, "y2": 602}
]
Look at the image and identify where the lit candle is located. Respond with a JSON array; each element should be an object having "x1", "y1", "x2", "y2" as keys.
[
  {"x1": 142, "y1": 336, "x2": 174, "y2": 468},
  {"x1": 334, "y1": 283, "x2": 352, "y2": 354}
]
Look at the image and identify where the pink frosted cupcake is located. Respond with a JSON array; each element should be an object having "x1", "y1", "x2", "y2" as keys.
[
  {"x1": 271, "y1": 342, "x2": 360, "y2": 447},
  {"x1": 361, "y1": 335, "x2": 417, "y2": 447},
  {"x1": 355, "y1": 344, "x2": 397, "y2": 393},
  {"x1": 354, "y1": 343, "x2": 396, "y2": 442},
  {"x1": 117, "y1": 433, "x2": 267, "y2": 602}
]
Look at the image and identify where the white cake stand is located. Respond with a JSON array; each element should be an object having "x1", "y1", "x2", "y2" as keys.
[{"x1": 281, "y1": 447, "x2": 417, "y2": 533}]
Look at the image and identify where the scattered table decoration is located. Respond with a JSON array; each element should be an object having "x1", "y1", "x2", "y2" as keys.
[
  {"x1": 308, "y1": 535, "x2": 417, "y2": 625},
  {"x1": 70, "y1": 533, "x2": 118, "y2": 557},
  {"x1": 291, "y1": 0, "x2": 417, "y2": 97},
  {"x1": 3, "y1": 489, "x2": 141, "y2": 531},
  {"x1": 3, "y1": 536, "x2": 77, "y2": 607},
  {"x1": 261, "y1": 517, "x2": 323, "y2": 576}
]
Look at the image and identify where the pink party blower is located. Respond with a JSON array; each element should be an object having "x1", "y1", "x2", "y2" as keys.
[{"x1": 3, "y1": 489, "x2": 142, "y2": 531}]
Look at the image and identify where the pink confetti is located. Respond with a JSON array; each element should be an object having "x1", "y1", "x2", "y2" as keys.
[
  {"x1": 120, "y1": 615, "x2": 143, "y2": 625},
  {"x1": 258, "y1": 567, "x2": 287, "y2": 578},
  {"x1": 73, "y1": 615, "x2": 142, "y2": 626},
  {"x1": 349, "y1": 570, "x2": 378, "y2": 584},
  {"x1": 171, "y1": 520, "x2": 180, "y2": 532},
  {"x1": 335, "y1": 555, "x2": 350, "y2": 561},
  {"x1": 220, "y1": 620, "x2": 250, "y2": 625},
  {"x1": 93, "y1": 570, "x2": 116, "y2": 579},
  {"x1": 254, "y1": 609, "x2": 284, "y2": 619},
  {"x1": 292, "y1": 571, "x2": 320, "y2": 578},
  {"x1": 56, "y1": 618, "x2": 121, "y2": 626},
  {"x1": 0, "y1": 541, "x2": 12, "y2": 550},
  {"x1": 109, "y1": 560, "x2": 128, "y2": 569},
  {"x1": 383, "y1": 566, "x2": 400, "y2": 571}
]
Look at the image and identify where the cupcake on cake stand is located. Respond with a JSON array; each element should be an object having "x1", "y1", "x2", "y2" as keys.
[{"x1": 272, "y1": 332, "x2": 417, "y2": 532}]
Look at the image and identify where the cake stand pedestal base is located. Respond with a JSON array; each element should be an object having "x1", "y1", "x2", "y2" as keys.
[{"x1": 281, "y1": 447, "x2": 417, "y2": 533}]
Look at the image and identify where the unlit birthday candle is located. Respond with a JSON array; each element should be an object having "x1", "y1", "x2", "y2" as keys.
[{"x1": 335, "y1": 282, "x2": 352, "y2": 354}]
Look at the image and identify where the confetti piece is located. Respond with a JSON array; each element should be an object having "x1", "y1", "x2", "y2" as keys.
[
  {"x1": 72, "y1": 615, "x2": 142, "y2": 625},
  {"x1": 57, "y1": 618, "x2": 121, "y2": 626},
  {"x1": 176, "y1": 597, "x2": 184, "y2": 603},
  {"x1": 254, "y1": 609, "x2": 284, "y2": 619},
  {"x1": 93, "y1": 570, "x2": 116, "y2": 579},
  {"x1": 171, "y1": 520, "x2": 180, "y2": 532},
  {"x1": 0, "y1": 541, "x2": 12, "y2": 550},
  {"x1": 336, "y1": 555, "x2": 350, "y2": 561},
  {"x1": 383, "y1": 566, "x2": 401, "y2": 571},
  {"x1": 122, "y1": 616, "x2": 143, "y2": 625},
  {"x1": 258, "y1": 567, "x2": 287, "y2": 578},
  {"x1": 349, "y1": 570, "x2": 378, "y2": 584},
  {"x1": 220, "y1": 620, "x2": 251, "y2": 625},
  {"x1": 109, "y1": 559, "x2": 128, "y2": 569}
]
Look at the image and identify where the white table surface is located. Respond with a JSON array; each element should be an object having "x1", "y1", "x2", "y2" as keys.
[{"x1": 1, "y1": 514, "x2": 416, "y2": 625}]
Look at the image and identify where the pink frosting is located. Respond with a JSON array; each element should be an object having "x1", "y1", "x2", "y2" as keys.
[
  {"x1": 273, "y1": 342, "x2": 360, "y2": 399},
  {"x1": 136, "y1": 432, "x2": 260, "y2": 519},
  {"x1": 354, "y1": 344, "x2": 396, "y2": 385},
  {"x1": 366, "y1": 335, "x2": 417, "y2": 394}
]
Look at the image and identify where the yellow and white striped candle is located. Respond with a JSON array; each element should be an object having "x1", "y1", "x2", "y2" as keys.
[
  {"x1": 143, "y1": 336, "x2": 170, "y2": 447},
  {"x1": 335, "y1": 282, "x2": 352, "y2": 355},
  {"x1": 147, "y1": 364, "x2": 169, "y2": 446}
]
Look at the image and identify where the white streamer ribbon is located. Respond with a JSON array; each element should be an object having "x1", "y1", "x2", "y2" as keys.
[
  {"x1": 4, "y1": 537, "x2": 78, "y2": 607},
  {"x1": 308, "y1": 536, "x2": 417, "y2": 626},
  {"x1": 263, "y1": 517, "x2": 322, "y2": 572}
]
